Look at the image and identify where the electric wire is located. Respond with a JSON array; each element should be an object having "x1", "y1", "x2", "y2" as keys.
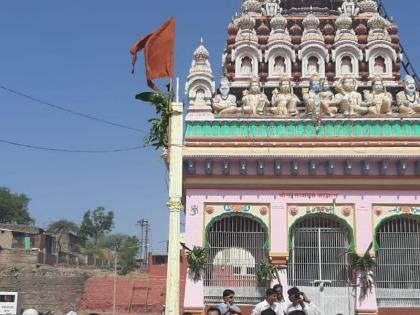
[
  {"x1": 0, "y1": 138, "x2": 143, "y2": 153},
  {"x1": 0, "y1": 84, "x2": 146, "y2": 134},
  {"x1": 0, "y1": 138, "x2": 183, "y2": 153}
]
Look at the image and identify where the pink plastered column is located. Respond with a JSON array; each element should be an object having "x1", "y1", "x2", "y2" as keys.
[
  {"x1": 355, "y1": 272, "x2": 378, "y2": 315},
  {"x1": 183, "y1": 194, "x2": 205, "y2": 310},
  {"x1": 270, "y1": 198, "x2": 289, "y2": 292},
  {"x1": 354, "y1": 200, "x2": 377, "y2": 314}
]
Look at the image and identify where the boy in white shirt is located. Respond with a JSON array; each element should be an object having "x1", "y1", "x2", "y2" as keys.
[
  {"x1": 252, "y1": 289, "x2": 285, "y2": 315},
  {"x1": 286, "y1": 287, "x2": 323, "y2": 315}
]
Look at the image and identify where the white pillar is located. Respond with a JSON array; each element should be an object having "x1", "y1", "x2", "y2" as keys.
[{"x1": 165, "y1": 101, "x2": 184, "y2": 315}]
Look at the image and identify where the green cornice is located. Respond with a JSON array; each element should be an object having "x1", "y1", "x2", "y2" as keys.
[{"x1": 185, "y1": 118, "x2": 420, "y2": 138}]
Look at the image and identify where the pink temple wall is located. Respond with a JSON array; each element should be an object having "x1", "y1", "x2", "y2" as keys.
[{"x1": 183, "y1": 189, "x2": 420, "y2": 311}]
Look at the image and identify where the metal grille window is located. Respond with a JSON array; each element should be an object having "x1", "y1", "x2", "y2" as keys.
[
  {"x1": 204, "y1": 215, "x2": 267, "y2": 304},
  {"x1": 288, "y1": 216, "x2": 354, "y2": 315},
  {"x1": 288, "y1": 216, "x2": 351, "y2": 287},
  {"x1": 375, "y1": 217, "x2": 420, "y2": 308}
]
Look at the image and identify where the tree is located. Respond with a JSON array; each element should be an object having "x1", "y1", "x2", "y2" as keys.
[
  {"x1": 118, "y1": 236, "x2": 140, "y2": 275},
  {"x1": 46, "y1": 219, "x2": 79, "y2": 262},
  {"x1": 0, "y1": 187, "x2": 34, "y2": 225},
  {"x1": 78, "y1": 207, "x2": 114, "y2": 244},
  {"x1": 102, "y1": 233, "x2": 129, "y2": 252}
]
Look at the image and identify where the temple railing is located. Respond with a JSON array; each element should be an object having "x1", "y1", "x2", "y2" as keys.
[{"x1": 185, "y1": 117, "x2": 420, "y2": 139}]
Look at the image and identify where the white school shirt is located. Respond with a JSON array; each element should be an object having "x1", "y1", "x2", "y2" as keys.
[
  {"x1": 251, "y1": 300, "x2": 287, "y2": 315},
  {"x1": 285, "y1": 302, "x2": 322, "y2": 315}
]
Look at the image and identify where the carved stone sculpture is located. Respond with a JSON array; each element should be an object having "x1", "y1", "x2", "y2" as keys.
[
  {"x1": 212, "y1": 77, "x2": 239, "y2": 115},
  {"x1": 270, "y1": 75, "x2": 300, "y2": 116},
  {"x1": 303, "y1": 75, "x2": 338, "y2": 117},
  {"x1": 397, "y1": 75, "x2": 420, "y2": 115},
  {"x1": 242, "y1": 76, "x2": 270, "y2": 115},
  {"x1": 363, "y1": 76, "x2": 393, "y2": 115},
  {"x1": 335, "y1": 76, "x2": 369, "y2": 116},
  {"x1": 339, "y1": 0, "x2": 359, "y2": 16},
  {"x1": 320, "y1": 80, "x2": 339, "y2": 117}
]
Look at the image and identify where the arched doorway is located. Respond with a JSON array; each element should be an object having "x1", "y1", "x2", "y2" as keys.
[
  {"x1": 288, "y1": 215, "x2": 355, "y2": 315},
  {"x1": 204, "y1": 215, "x2": 268, "y2": 304},
  {"x1": 375, "y1": 216, "x2": 420, "y2": 308}
]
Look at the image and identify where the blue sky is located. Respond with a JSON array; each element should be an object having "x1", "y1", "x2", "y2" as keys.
[{"x1": 0, "y1": 0, "x2": 419, "y2": 253}]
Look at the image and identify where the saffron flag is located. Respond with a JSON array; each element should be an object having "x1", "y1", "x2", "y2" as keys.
[{"x1": 130, "y1": 17, "x2": 175, "y2": 92}]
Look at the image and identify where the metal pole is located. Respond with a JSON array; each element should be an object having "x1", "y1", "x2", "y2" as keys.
[
  {"x1": 145, "y1": 221, "x2": 149, "y2": 265},
  {"x1": 139, "y1": 220, "x2": 144, "y2": 263},
  {"x1": 113, "y1": 254, "x2": 117, "y2": 315}
]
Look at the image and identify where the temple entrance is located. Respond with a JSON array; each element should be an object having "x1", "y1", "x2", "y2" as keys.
[
  {"x1": 375, "y1": 216, "x2": 420, "y2": 308},
  {"x1": 203, "y1": 215, "x2": 267, "y2": 304},
  {"x1": 288, "y1": 216, "x2": 355, "y2": 315}
]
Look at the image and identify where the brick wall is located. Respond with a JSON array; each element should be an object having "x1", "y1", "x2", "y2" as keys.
[
  {"x1": 80, "y1": 253, "x2": 188, "y2": 315},
  {"x1": 0, "y1": 264, "x2": 90, "y2": 315}
]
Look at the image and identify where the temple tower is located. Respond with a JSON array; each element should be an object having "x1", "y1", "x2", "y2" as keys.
[{"x1": 183, "y1": 1, "x2": 420, "y2": 314}]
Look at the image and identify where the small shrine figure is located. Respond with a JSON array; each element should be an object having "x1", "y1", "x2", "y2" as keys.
[
  {"x1": 270, "y1": 75, "x2": 300, "y2": 116},
  {"x1": 304, "y1": 74, "x2": 338, "y2": 117},
  {"x1": 212, "y1": 77, "x2": 239, "y2": 115},
  {"x1": 338, "y1": 0, "x2": 359, "y2": 16},
  {"x1": 319, "y1": 80, "x2": 338, "y2": 117},
  {"x1": 263, "y1": 0, "x2": 282, "y2": 17},
  {"x1": 335, "y1": 76, "x2": 369, "y2": 116},
  {"x1": 397, "y1": 75, "x2": 420, "y2": 115},
  {"x1": 242, "y1": 76, "x2": 270, "y2": 115},
  {"x1": 363, "y1": 76, "x2": 393, "y2": 115}
]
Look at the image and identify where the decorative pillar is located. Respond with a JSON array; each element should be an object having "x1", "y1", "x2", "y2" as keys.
[{"x1": 165, "y1": 101, "x2": 184, "y2": 315}]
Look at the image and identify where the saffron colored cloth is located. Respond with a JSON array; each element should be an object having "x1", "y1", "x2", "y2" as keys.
[{"x1": 130, "y1": 17, "x2": 175, "y2": 91}]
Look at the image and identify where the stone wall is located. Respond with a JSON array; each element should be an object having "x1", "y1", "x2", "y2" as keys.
[
  {"x1": 0, "y1": 264, "x2": 90, "y2": 315},
  {"x1": 0, "y1": 249, "x2": 39, "y2": 266}
]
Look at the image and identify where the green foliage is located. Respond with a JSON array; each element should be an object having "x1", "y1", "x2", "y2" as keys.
[
  {"x1": 256, "y1": 261, "x2": 279, "y2": 285},
  {"x1": 46, "y1": 219, "x2": 79, "y2": 254},
  {"x1": 78, "y1": 207, "x2": 114, "y2": 243},
  {"x1": 135, "y1": 91, "x2": 171, "y2": 150},
  {"x1": 83, "y1": 238, "x2": 107, "y2": 260},
  {"x1": 118, "y1": 236, "x2": 140, "y2": 275},
  {"x1": 348, "y1": 244, "x2": 376, "y2": 299},
  {"x1": 102, "y1": 233, "x2": 129, "y2": 252},
  {"x1": 0, "y1": 187, "x2": 34, "y2": 225},
  {"x1": 186, "y1": 246, "x2": 207, "y2": 281}
]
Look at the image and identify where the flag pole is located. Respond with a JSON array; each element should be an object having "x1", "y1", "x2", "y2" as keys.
[{"x1": 165, "y1": 73, "x2": 183, "y2": 315}]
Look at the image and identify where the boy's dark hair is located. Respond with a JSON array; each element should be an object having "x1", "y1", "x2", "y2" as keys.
[
  {"x1": 289, "y1": 311, "x2": 306, "y2": 315},
  {"x1": 287, "y1": 286, "x2": 301, "y2": 296},
  {"x1": 272, "y1": 284, "x2": 282, "y2": 291},
  {"x1": 207, "y1": 307, "x2": 222, "y2": 315},
  {"x1": 183, "y1": 313, "x2": 193, "y2": 315},
  {"x1": 223, "y1": 289, "x2": 235, "y2": 298},
  {"x1": 266, "y1": 288, "x2": 276, "y2": 296},
  {"x1": 261, "y1": 309, "x2": 277, "y2": 315}
]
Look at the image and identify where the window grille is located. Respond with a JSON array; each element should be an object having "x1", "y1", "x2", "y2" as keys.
[
  {"x1": 204, "y1": 215, "x2": 267, "y2": 304},
  {"x1": 375, "y1": 217, "x2": 420, "y2": 308},
  {"x1": 288, "y1": 216, "x2": 354, "y2": 315}
]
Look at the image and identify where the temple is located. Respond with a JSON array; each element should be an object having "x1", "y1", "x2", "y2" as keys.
[{"x1": 182, "y1": 1, "x2": 420, "y2": 314}]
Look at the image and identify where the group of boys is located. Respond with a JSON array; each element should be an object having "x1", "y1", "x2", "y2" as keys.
[{"x1": 206, "y1": 285, "x2": 322, "y2": 315}]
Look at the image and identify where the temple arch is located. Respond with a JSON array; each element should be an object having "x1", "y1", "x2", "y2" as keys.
[
  {"x1": 204, "y1": 214, "x2": 268, "y2": 304},
  {"x1": 298, "y1": 44, "x2": 328, "y2": 78},
  {"x1": 366, "y1": 44, "x2": 397, "y2": 78},
  {"x1": 232, "y1": 45, "x2": 262, "y2": 78},
  {"x1": 266, "y1": 45, "x2": 295, "y2": 79},
  {"x1": 375, "y1": 216, "x2": 420, "y2": 308},
  {"x1": 288, "y1": 214, "x2": 355, "y2": 314}
]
